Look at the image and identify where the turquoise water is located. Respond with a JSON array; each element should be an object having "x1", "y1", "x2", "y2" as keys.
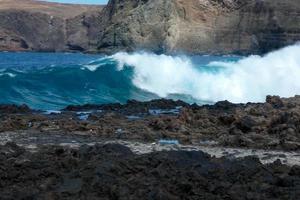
[
  {"x1": 0, "y1": 52, "x2": 239, "y2": 110},
  {"x1": 0, "y1": 52, "x2": 154, "y2": 109},
  {"x1": 1, "y1": 45, "x2": 299, "y2": 110}
]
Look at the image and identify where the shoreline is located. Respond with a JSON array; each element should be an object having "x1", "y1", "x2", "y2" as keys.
[
  {"x1": 1, "y1": 95, "x2": 300, "y2": 152},
  {"x1": 0, "y1": 141, "x2": 299, "y2": 199},
  {"x1": 1, "y1": 131, "x2": 299, "y2": 166},
  {"x1": 1, "y1": 96, "x2": 300, "y2": 198}
]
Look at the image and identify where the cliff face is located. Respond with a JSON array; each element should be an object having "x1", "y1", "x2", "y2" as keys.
[
  {"x1": 98, "y1": 0, "x2": 300, "y2": 54},
  {"x1": 0, "y1": 0, "x2": 299, "y2": 54},
  {"x1": 97, "y1": 0, "x2": 179, "y2": 53},
  {"x1": 0, "y1": 0, "x2": 103, "y2": 52},
  {"x1": 212, "y1": 0, "x2": 300, "y2": 54}
]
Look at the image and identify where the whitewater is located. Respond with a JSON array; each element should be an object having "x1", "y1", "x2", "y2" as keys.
[
  {"x1": 0, "y1": 44, "x2": 299, "y2": 109},
  {"x1": 111, "y1": 44, "x2": 300, "y2": 103}
]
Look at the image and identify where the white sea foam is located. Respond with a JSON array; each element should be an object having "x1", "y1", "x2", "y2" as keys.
[
  {"x1": 83, "y1": 64, "x2": 101, "y2": 71},
  {"x1": 0, "y1": 72, "x2": 16, "y2": 78},
  {"x1": 83, "y1": 57, "x2": 114, "y2": 71},
  {"x1": 112, "y1": 44, "x2": 300, "y2": 103}
]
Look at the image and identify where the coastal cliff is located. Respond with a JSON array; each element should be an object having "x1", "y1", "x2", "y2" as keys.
[
  {"x1": 0, "y1": 0, "x2": 299, "y2": 54},
  {"x1": 0, "y1": 0, "x2": 103, "y2": 52},
  {"x1": 98, "y1": 0, "x2": 300, "y2": 54}
]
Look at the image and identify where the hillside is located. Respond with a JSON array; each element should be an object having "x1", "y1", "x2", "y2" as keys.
[
  {"x1": 0, "y1": 0, "x2": 103, "y2": 52},
  {"x1": 0, "y1": 0, "x2": 299, "y2": 54}
]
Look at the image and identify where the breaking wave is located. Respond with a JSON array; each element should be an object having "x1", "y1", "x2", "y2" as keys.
[
  {"x1": 0, "y1": 44, "x2": 299, "y2": 110},
  {"x1": 111, "y1": 44, "x2": 300, "y2": 103}
]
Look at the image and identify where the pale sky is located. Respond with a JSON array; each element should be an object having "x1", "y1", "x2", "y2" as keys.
[{"x1": 46, "y1": 0, "x2": 108, "y2": 5}]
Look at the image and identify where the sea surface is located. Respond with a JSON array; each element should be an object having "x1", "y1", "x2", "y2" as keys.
[{"x1": 0, "y1": 44, "x2": 299, "y2": 110}]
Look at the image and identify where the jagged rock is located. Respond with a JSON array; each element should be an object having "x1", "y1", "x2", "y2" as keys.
[
  {"x1": 236, "y1": 116, "x2": 258, "y2": 133},
  {"x1": 266, "y1": 95, "x2": 284, "y2": 108},
  {"x1": 2, "y1": 96, "x2": 300, "y2": 150},
  {"x1": 0, "y1": 104, "x2": 31, "y2": 114},
  {"x1": 0, "y1": 143, "x2": 299, "y2": 199}
]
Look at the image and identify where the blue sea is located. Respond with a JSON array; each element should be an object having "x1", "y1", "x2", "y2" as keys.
[{"x1": 0, "y1": 44, "x2": 300, "y2": 110}]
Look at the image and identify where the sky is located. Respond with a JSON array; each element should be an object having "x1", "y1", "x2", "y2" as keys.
[{"x1": 46, "y1": 0, "x2": 108, "y2": 5}]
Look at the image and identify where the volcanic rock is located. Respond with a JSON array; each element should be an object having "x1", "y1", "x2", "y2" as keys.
[
  {"x1": 0, "y1": 143, "x2": 299, "y2": 199},
  {"x1": 2, "y1": 96, "x2": 300, "y2": 150}
]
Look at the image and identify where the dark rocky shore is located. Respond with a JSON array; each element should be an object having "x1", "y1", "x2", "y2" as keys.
[
  {"x1": 1, "y1": 96, "x2": 300, "y2": 199},
  {"x1": 1, "y1": 96, "x2": 300, "y2": 151},
  {"x1": 0, "y1": 142, "x2": 299, "y2": 200}
]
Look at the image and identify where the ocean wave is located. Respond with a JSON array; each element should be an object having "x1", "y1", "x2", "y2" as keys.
[
  {"x1": 0, "y1": 72, "x2": 16, "y2": 78},
  {"x1": 112, "y1": 44, "x2": 300, "y2": 103},
  {"x1": 1, "y1": 45, "x2": 300, "y2": 109},
  {"x1": 83, "y1": 57, "x2": 115, "y2": 71}
]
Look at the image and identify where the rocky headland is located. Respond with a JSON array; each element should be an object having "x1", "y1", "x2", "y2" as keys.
[{"x1": 0, "y1": 0, "x2": 300, "y2": 54}]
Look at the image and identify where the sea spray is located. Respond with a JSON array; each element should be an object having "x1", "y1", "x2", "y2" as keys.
[
  {"x1": 112, "y1": 44, "x2": 300, "y2": 103},
  {"x1": 1, "y1": 45, "x2": 300, "y2": 110}
]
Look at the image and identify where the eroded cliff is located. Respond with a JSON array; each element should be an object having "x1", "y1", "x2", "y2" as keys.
[
  {"x1": 0, "y1": 0, "x2": 299, "y2": 54},
  {"x1": 0, "y1": 0, "x2": 103, "y2": 52},
  {"x1": 98, "y1": 0, "x2": 300, "y2": 54}
]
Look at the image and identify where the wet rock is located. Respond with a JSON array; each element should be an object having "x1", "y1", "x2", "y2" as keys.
[
  {"x1": 2, "y1": 96, "x2": 300, "y2": 150},
  {"x1": 214, "y1": 100, "x2": 236, "y2": 110},
  {"x1": 281, "y1": 141, "x2": 300, "y2": 151},
  {"x1": 0, "y1": 104, "x2": 31, "y2": 114},
  {"x1": 63, "y1": 99, "x2": 188, "y2": 116}
]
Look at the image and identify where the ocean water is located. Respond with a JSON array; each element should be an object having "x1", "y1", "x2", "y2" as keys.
[{"x1": 0, "y1": 44, "x2": 300, "y2": 110}]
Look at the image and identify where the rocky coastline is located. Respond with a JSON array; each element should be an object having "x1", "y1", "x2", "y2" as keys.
[
  {"x1": 0, "y1": 142, "x2": 299, "y2": 199},
  {"x1": 2, "y1": 95, "x2": 300, "y2": 151},
  {"x1": 1, "y1": 1, "x2": 300, "y2": 199},
  {"x1": 1, "y1": 96, "x2": 300, "y2": 198}
]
